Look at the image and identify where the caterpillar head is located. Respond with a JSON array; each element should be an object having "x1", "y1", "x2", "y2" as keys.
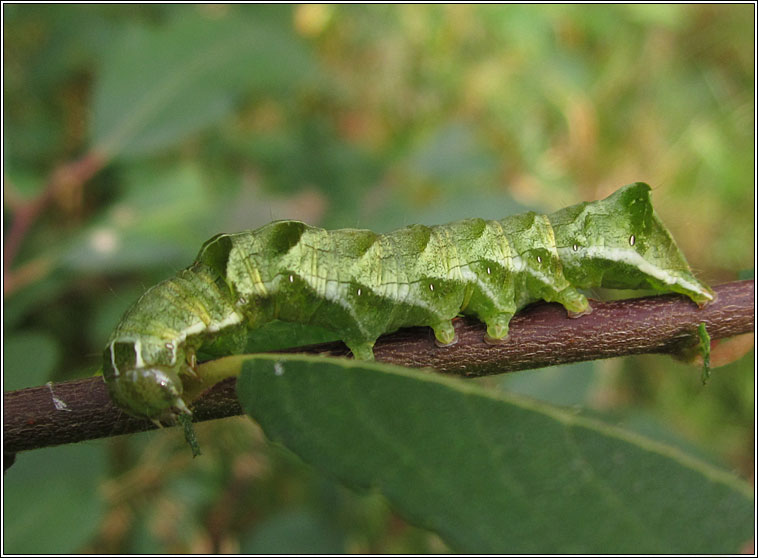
[{"x1": 103, "y1": 340, "x2": 190, "y2": 420}]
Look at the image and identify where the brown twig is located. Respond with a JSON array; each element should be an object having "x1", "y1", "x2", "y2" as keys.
[
  {"x1": 3, "y1": 151, "x2": 105, "y2": 295},
  {"x1": 3, "y1": 280, "x2": 754, "y2": 455}
]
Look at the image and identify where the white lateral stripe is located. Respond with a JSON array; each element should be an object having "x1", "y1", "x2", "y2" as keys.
[
  {"x1": 110, "y1": 311, "x2": 245, "y2": 373},
  {"x1": 206, "y1": 310, "x2": 244, "y2": 332},
  {"x1": 581, "y1": 246, "x2": 706, "y2": 293},
  {"x1": 133, "y1": 339, "x2": 145, "y2": 368},
  {"x1": 109, "y1": 342, "x2": 119, "y2": 377}
]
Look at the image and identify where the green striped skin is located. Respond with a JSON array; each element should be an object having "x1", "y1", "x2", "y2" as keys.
[{"x1": 103, "y1": 182, "x2": 714, "y2": 419}]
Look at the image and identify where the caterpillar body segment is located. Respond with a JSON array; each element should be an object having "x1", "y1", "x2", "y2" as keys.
[{"x1": 104, "y1": 182, "x2": 713, "y2": 419}]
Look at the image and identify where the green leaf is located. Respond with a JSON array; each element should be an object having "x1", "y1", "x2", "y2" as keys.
[
  {"x1": 60, "y1": 163, "x2": 213, "y2": 272},
  {"x1": 3, "y1": 331, "x2": 60, "y2": 391},
  {"x1": 91, "y1": 8, "x2": 314, "y2": 160},
  {"x1": 236, "y1": 354, "x2": 753, "y2": 553},
  {"x1": 3, "y1": 443, "x2": 106, "y2": 553},
  {"x1": 239, "y1": 509, "x2": 345, "y2": 554}
]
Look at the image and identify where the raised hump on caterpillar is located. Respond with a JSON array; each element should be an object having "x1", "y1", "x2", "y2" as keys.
[{"x1": 103, "y1": 182, "x2": 714, "y2": 420}]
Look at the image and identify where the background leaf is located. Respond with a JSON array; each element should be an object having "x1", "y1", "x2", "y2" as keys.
[
  {"x1": 3, "y1": 331, "x2": 60, "y2": 391},
  {"x1": 236, "y1": 354, "x2": 753, "y2": 553},
  {"x1": 3, "y1": 444, "x2": 107, "y2": 554},
  {"x1": 239, "y1": 509, "x2": 345, "y2": 554},
  {"x1": 90, "y1": 8, "x2": 316, "y2": 160},
  {"x1": 60, "y1": 163, "x2": 215, "y2": 273}
]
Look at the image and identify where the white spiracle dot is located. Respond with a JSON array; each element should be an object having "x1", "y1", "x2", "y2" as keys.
[
  {"x1": 629, "y1": 234, "x2": 636, "y2": 246},
  {"x1": 289, "y1": 275, "x2": 294, "y2": 282},
  {"x1": 429, "y1": 283, "x2": 434, "y2": 291},
  {"x1": 487, "y1": 267, "x2": 491, "y2": 274},
  {"x1": 537, "y1": 255, "x2": 542, "y2": 264},
  {"x1": 357, "y1": 288, "x2": 362, "y2": 296},
  {"x1": 572, "y1": 243, "x2": 579, "y2": 252}
]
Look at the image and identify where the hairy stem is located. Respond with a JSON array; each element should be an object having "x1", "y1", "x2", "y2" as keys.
[{"x1": 3, "y1": 151, "x2": 105, "y2": 295}]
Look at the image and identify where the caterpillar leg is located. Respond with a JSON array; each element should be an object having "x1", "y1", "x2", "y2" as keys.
[
  {"x1": 567, "y1": 305, "x2": 593, "y2": 319},
  {"x1": 183, "y1": 348, "x2": 199, "y2": 378},
  {"x1": 483, "y1": 313, "x2": 513, "y2": 345},
  {"x1": 556, "y1": 288, "x2": 592, "y2": 318},
  {"x1": 346, "y1": 340, "x2": 376, "y2": 360},
  {"x1": 432, "y1": 320, "x2": 457, "y2": 347}
]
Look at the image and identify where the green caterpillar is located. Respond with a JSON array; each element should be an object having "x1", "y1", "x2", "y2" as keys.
[{"x1": 103, "y1": 182, "x2": 714, "y2": 420}]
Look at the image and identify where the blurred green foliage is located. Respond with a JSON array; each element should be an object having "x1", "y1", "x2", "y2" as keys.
[{"x1": 3, "y1": 4, "x2": 753, "y2": 553}]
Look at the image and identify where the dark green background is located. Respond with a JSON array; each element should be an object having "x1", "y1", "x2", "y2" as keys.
[{"x1": 3, "y1": 5, "x2": 753, "y2": 553}]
